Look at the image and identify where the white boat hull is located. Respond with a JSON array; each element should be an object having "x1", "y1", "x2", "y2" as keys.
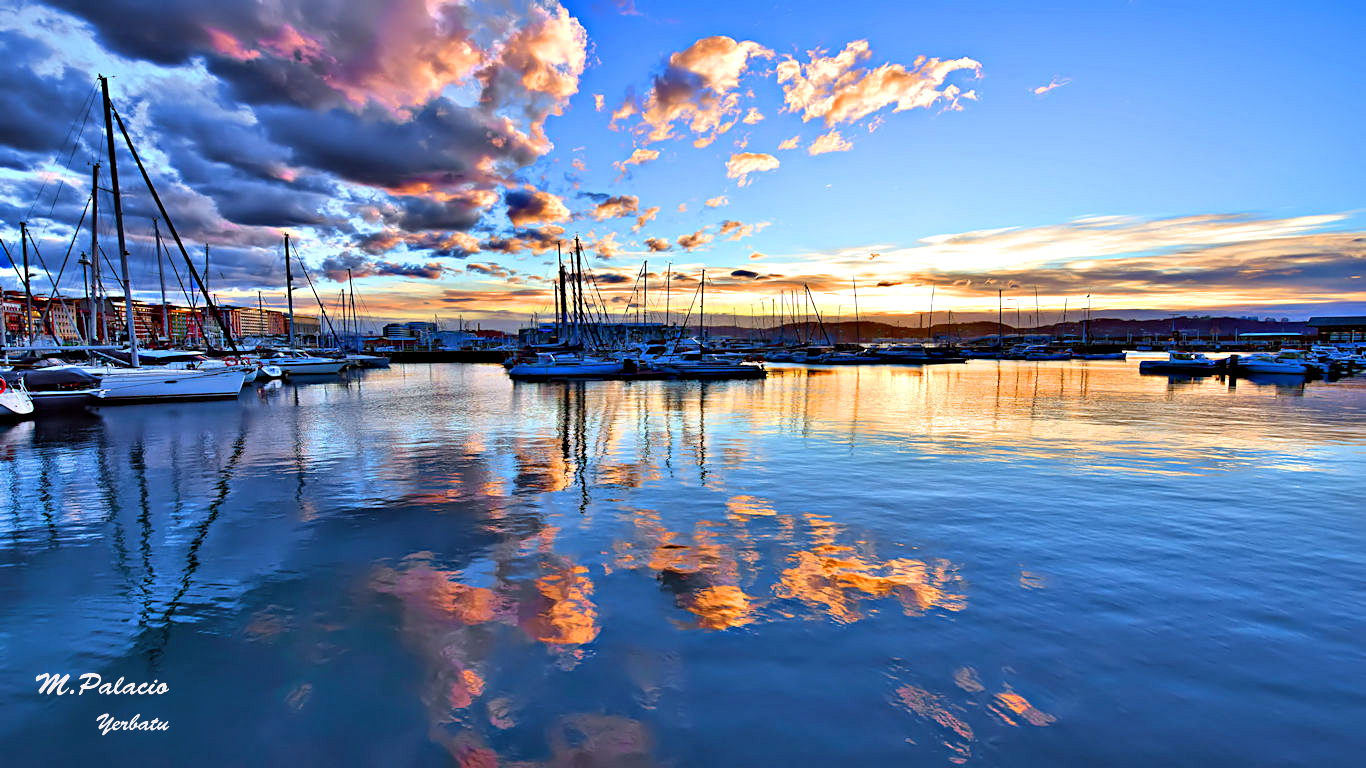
[
  {"x1": 0, "y1": 387, "x2": 35, "y2": 418},
  {"x1": 273, "y1": 358, "x2": 349, "y2": 375},
  {"x1": 83, "y1": 367, "x2": 250, "y2": 401}
]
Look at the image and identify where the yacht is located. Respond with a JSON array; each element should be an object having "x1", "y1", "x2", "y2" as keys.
[
  {"x1": 1139, "y1": 351, "x2": 1220, "y2": 375},
  {"x1": 508, "y1": 353, "x2": 625, "y2": 381},
  {"x1": 653, "y1": 352, "x2": 766, "y2": 380},
  {"x1": 1236, "y1": 351, "x2": 1328, "y2": 377},
  {"x1": 81, "y1": 364, "x2": 252, "y2": 401}
]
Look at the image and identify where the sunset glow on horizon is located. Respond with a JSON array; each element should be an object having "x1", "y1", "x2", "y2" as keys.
[{"x1": 2, "y1": 0, "x2": 1363, "y2": 328}]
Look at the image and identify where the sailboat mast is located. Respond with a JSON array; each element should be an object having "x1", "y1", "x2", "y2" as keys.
[
  {"x1": 699, "y1": 269, "x2": 705, "y2": 340},
  {"x1": 20, "y1": 222, "x2": 32, "y2": 345},
  {"x1": 284, "y1": 233, "x2": 296, "y2": 351},
  {"x1": 852, "y1": 277, "x2": 861, "y2": 345},
  {"x1": 664, "y1": 262, "x2": 671, "y2": 329},
  {"x1": 348, "y1": 268, "x2": 357, "y2": 348},
  {"x1": 89, "y1": 163, "x2": 99, "y2": 343},
  {"x1": 154, "y1": 218, "x2": 168, "y2": 343},
  {"x1": 100, "y1": 75, "x2": 138, "y2": 366}
]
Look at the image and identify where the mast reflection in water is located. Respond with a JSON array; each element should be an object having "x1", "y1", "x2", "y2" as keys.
[{"x1": 2, "y1": 361, "x2": 1365, "y2": 766}]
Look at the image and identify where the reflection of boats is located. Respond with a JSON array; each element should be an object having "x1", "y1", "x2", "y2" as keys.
[
  {"x1": 509, "y1": 353, "x2": 625, "y2": 381},
  {"x1": 1139, "y1": 351, "x2": 1220, "y2": 375},
  {"x1": 872, "y1": 344, "x2": 967, "y2": 364},
  {"x1": 0, "y1": 377, "x2": 36, "y2": 419},
  {"x1": 1077, "y1": 351, "x2": 1126, "y2": 360},
  {"x1": 1, "y1": 368, "x2": 105, "y2": 410}
]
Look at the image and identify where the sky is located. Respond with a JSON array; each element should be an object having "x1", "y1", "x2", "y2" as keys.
[{"x1": 1, "y1": 0, "x2": 1363, "y2": 329}]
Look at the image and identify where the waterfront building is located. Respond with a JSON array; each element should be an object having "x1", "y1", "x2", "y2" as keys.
[{"x1": 1306, "y1": 316, "x2": 1366, "y2": 343}]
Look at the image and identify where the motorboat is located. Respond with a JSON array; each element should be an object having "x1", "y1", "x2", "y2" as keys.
[
  {"x1": 0, "y1": 368, "x2": 105, "y2": 411},
  {"x1": 1235, "y1": 351, "x2": 1328, "y2": 377},
  {"x1": 252, "y1": 353, "x2": 349, "y2": 376},
  {"x1": 1077, "y1": 351, "x2": 1126, "y2": 360},
  {"x1": 1139, "y1": 351, "x2": 1220, "y2": 375},
  {"x1": 871, "y1": 343, "x2": 966, "y2": 364},
  {"x1": 653, "y1": 352, "x2": 766, "y2": 379},
  {"x1": 1022, "y1": 345, "x2": 1072, "y2": 361},
  {"x1": 344, "y1": 353, "x2": 391, "y2": 369},
  {"x1": 508, "y1": 353, "x2": 625, "y2": 381},
  {"x1": 0, "y1": 376, "x2": 36, "y2": 420},
  {"x1": 255, "y1": 365, "x2": 285, "y2": 381}
]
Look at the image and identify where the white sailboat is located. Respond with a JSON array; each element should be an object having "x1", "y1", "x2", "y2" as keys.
[
  {"x1": 77, "y1": 76, "x2": 251, "y2": 403},
  {"x1": 265, "y1": 234, "x2": 348, "y2": 376}
]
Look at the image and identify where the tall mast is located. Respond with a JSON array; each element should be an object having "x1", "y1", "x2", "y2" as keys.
[
  {"x1": 927, "y1": 285, "x2": 935, "y2": 341},
  {"x1": 699, "y1": 269, "x2": 705, "y2": 341},
  {"x1": 642, "y1": 260, "x2": 648, "y2": 328},
  {"x1": 997, "y1": 289, "x2": 1004, "y2": 348},
  {"x1": 89, "y1": 163, "x2": 99, "y2": 343},
  {"x1": 20, "y1": 222, "x2": 32, "y2": 345},
  {"x1": 100, "y1": 75, "x2": 137, "y2": 366},
  {"x1": 664, "y1": 262, "x2": 671, "y2": 329},
  {"x1": 284, "y1": 233, "x2": 296, "y2": 351},
  {"x1": 852, "y1": 277, "x2": 861, "y2": 345},
  {"x1": 154, "y1": 218, "x2": 169, "y2": 343},
  {"x1": 348, "y1": 268, "x2": 357, "y2": 348}
]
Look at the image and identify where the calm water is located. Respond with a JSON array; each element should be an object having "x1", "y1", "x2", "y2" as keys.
[{"x1": 2, "y1": 360, "x2": 1364, "y2": 766}]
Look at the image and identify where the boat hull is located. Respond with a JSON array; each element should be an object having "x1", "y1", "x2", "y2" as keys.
[
  {"x1": 29, "y1": 389, "x2": 105, "y2": 410},
  {"x1": 0, "y1": 388, "x2": 35, "y2": 419},
  {"x1": 274, "y1": 359, "x2": 349, "y2": 375},
  {"x1": 85, "y1": 367, "x2": 250, "y2": 402}
]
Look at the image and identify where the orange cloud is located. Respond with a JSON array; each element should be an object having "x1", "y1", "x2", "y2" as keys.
[
  {"x1": 645, "y1": 237, "x2": 671, "y2": 252},
  {"x1": 614, "y1": 36, "x2": 773, "y2": 147},
  {"x1": 1032, "y1": 77, "x2": 1071, "y2": 96},
  {"x1": 725, "y1": 152, "x2": 779, "y2": 186},
  {"x1": 809, "y1": 129, "x2": 852, "y2": 155},
  {"x1": 777, "y1": 40, "x2": 981, "y2": 127},
  {"x1": 613, "y1": 147, "x2": 660, "y2": 173},
  {"x1": 677, "y1": 227, "x2": 714, "y2": 250},
  {"x1": 506, "y1": 187, "x2": 571, "y2": 227},
  {"x1": 590, "y1": 194, "x2": 640, "y2": 220},
  {"x1": 633, "y1": 205, "x2": 660, "y2": 232},
  {"x1": 705, "y1": 195, "x2": 729, "y2": 208},
  {"x1": 777, "y1": 135, "x2": 801, "y2": 151},
  {"x1": 742, "y1": 107, "x2": 764, "y2": 124}
]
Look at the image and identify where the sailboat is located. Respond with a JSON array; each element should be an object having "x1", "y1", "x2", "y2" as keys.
[
  {"x1": 78, "y1": 76, "x2": 252, "y2": 401},
  {"x1": 254, "y1": 234, "x2": 347, "y2": 376}
]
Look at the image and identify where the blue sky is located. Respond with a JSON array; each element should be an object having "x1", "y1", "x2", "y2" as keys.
[{"x1": 1, "y1": 0, "x2": 1363, "y2": 326}]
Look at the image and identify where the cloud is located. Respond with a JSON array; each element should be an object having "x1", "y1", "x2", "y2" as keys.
[
  {"x1": 809, "y1": 129, "x2": 853, "y2": 155},
  {"x1": 593, "y1": 93, "x2": 604, "y2": 111},
  {"x1": 466, "y1": 261, "x2": 515, "y2": 278},
  {"x1": 633, "y1": 205, "x2": 660, "y2": 232},
  {"x1": 718, "y1": 219, "x2": 766, "y2": 241},
  {"x1": 677, "y1": 227, "x2": 714, "y2": 250},
  {"x1": 725, "y1": 152, "x2": 779, "y2": 186},
  {"x1": 705, "y1": 195, "x2": 729, "y2": 208},
  {"x1": 776, "y1": 40, "x2": 981, "y2": 127},
  {"x1": 571, "y1": 157, "x2": 586, "y2": 171},
  {"x1": 749, "y1": 252, "x2": 765, "y2": 259},
  {"x1": 505, "y1": 187, "x2": 571, "y2": 227},
  {"x1": 1032, "y1": 77, "x2": 1071, "y2": 96},
  {"x1": 777, "y1": 135, "x2": 801, "y2": 151},
  {"x1": 318, "y1": 251, "x2": 451, "y2": 281},
  {"x1": 590, "y1": 194, "x2": 640, "y2": 220},
  {"x1": 612, "y1": 35, "x2": 772, "y2": 147},
  {"x1": 677, "y1": 202, "x2": 688, "y2": 212},
  {"x1": 591, "y1": 232, "x2": 622, "y2": 259},
  {"x1": 730, "y1": 269, "x2": 760, "y2": 279},
  {"x1": 742, "y1": 107, "x2": 764, "y2": 124},
  {"x1": 613, "y1": 147, "x2": 660, "y2": 172},
  {"x1": 644, "y1": 237, "x2": 671, "y2": 252},
  {"x1": 5, "y1": 0, "x2": 591, "y2": 291}
]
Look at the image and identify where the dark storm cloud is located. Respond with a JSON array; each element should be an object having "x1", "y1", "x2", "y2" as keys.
[
  {"x1": 0, "y1": 31, "x2": 98, "y2": 157},
  {"x1": 730, "y1": 269, "x2": 760, "y2": 279},
  {"x1": 318, "y1": 251, "x2": 449, "y2": 281}
]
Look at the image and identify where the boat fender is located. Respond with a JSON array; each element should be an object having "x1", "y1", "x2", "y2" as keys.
[{"x1": 0, "y1": 377, "x2": 7, "y2": 394}]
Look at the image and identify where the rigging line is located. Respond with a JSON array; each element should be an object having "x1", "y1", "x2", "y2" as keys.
[
  {"x1": 34, "y1": 195, "x2": 92, "y2": 335},
  {"x1": 0, "y1": 235, "x2": 30, "y2": 290},
  {"x1": 25, "y1": 82, "x2": 99, "y2": 225},
  {"x1": 288, "y1": 243, "x2": 340, "y2": 342}
]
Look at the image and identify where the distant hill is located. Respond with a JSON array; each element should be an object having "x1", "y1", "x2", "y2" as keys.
[{"x1": 688, "y1": 315, "x2": 1307, "y2": 342}]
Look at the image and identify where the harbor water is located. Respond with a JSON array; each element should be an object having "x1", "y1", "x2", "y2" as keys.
[{"x1": 2, "y1": 360, "x2": 1364, "y2": 765}]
